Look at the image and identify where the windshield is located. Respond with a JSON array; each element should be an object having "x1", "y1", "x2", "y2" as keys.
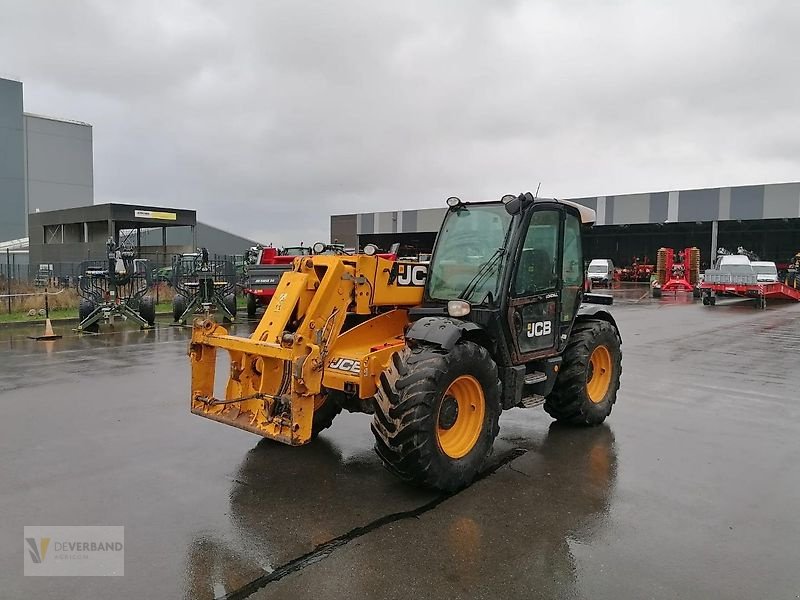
[
  {"x1": 427, "y1": 204, "x2": 512, "y2": 302},
  {"x1": 753, "y1": 264, "x2": 777, "y2": 276},
  {"x1": 281, "y1": 247, "x2": 311, "y2": 256},
  {"x1": 588, "y1": 265, "x2": 607, "y2": 273}
]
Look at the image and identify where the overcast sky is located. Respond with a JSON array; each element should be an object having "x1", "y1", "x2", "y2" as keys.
[{"x1": 2, "y1": 1, "x2": 799, "y2": 245}]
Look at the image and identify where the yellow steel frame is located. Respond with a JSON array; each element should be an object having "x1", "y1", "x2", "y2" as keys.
[{"x1": 190, "y1": 255, "x2": 424, "y2": 445}]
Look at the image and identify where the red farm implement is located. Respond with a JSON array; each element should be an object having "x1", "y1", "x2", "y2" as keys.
[{"x1": 651, "y1": 247, "x2": 701, "y2": 298}]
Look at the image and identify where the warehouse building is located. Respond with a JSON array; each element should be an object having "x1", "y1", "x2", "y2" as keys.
[
  {"x1": 27, "y1": 204, "x2": 197, "y2": 266},
  {"x1": 331, "y1": 182, "x2": 800, "y2": 267}
]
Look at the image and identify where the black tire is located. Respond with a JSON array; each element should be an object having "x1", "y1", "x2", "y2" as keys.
[
  {"x1": 693, "y1": 287, "x2": 701, "y2": 298},
  {"x1": 173, "y1": 294, "x2": 188, "y2": 323},
  {"x1": 709, "y1": 296, "x2": 716, "y2": 306},
  {"x1": 139, "y1": 295, "x2": 156, "y2": 326},
  {"x1": 78, "y1": 298, "x2": 94, "y2": 322},
  {"x1": 702, "y1": 295, "x2": 709, "y2": 306},
  {"x1": 371, "y1": 341, "x2": 501, "y2": 492},
  {"x1": 311, "y1": 390, "x2": 344, "y2": 439},
  {"x1": 246, "y1": 293, "x2": 257, "y2": 318},
  {"x1": 78, "y1": 298, "x2": 99, "y2": 333},
  {"x1": 544, "y1": 320, "x2": 622, "y2": 426},
  {"x1": 223, "y1": 293, "x2": 237, "y2": 323},
  {"x1": 652, "y1": 286, "x2": 662, "y2": 298}
]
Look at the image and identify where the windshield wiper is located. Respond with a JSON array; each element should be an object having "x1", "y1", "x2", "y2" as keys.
[{"x1": 459, "y1": 248, "x2": 505, "y2": 302}]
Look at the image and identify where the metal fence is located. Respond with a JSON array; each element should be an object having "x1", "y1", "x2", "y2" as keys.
[
  {"x1": 0, "y1": 250, "x2": 246, "y2": 287},
  {"x1": 0, "y1": 249, "x2": 247, "y2": 314}
]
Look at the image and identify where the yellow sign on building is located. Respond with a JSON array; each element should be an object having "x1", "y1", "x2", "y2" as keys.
[{"x1": 134, "y1": 210, "x2": 177, "y2": 221}]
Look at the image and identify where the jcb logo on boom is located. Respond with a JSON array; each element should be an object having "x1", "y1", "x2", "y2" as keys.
[
  {"x1": 396, "y1": 264, "x2": 428, "y2": 287},
  {"x1": 328, "y1": 357, "x2": 362, "y2": 374},
  {"x1": 526, "y1": 321, "x2": 552, "y2": 338}
]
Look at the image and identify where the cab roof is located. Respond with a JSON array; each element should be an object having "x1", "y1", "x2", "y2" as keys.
[{"x1": 457, "y1": 197, "x2": 597, "y2": 225}]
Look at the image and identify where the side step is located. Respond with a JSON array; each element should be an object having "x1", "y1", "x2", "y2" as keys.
[
  {"x1": 518, "y1": 394, "x2": 545, "y2": 409},
  {"x1": 524, "y1": 371, "x2": 547, "y2": 385}
]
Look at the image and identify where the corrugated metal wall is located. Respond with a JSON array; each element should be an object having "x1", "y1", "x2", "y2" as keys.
[{"x1": 332, "y1": 182, "x2": 800, "y2": 240}]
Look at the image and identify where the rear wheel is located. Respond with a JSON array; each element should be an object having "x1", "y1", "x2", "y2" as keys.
[
  {"x1": 139, "y1": 295, "x2": 156, "y2": 326},
  {"x1": 246, "y1": 293, "x2": 257, "y2": 318},
  {"x1": 173, "y1": 294, "x2": 188, "y2": 322},
  {"x1": 371, "y1": 341, "x2": 501, "y2": 491},
  {"x1": 545, "y1": 320, "x2": 622, "y2": 425},
  {"x1": 652, "y1": 286, "x2": 662, "y2": 298}
]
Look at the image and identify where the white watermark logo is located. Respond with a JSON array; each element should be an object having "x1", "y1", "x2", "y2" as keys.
[{"x1": 24, "y1": 526, "x2": 124, "y2": 576}]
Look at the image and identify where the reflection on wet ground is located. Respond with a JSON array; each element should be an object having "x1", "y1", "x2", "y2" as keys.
[{"x1": 1, "y1": 286, "x2": 799, "y2": 599}]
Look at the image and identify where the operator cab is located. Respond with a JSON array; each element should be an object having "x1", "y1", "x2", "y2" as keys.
[{"x1": 412, "y1": 192, "x2": 600, "y2": 363}]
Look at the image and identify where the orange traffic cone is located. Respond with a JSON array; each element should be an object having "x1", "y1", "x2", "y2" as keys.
[{"x1": 28, "y1": 290, "x2": 62, "y2": 341}]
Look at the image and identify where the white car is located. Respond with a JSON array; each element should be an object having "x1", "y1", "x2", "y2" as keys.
[{"x1": 751, "y1": 261, "x2": 779, "y2": 283}]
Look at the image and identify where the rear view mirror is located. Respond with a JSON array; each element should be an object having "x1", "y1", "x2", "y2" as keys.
[
  {"x1": 504, "y1": 192, "x2": 535, "y2": 215},
  {"x1": 504, "y1": 196, "x2": 522, "y2": 215}
]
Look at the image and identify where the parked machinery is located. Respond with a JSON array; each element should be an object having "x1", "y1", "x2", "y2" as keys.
[
  {"x1": 243, "y1": 243, "x2": 401, "y2": 318},
  {"x1": 616, "y1": 257, "x2": 654, "y2": 283},
  {"x1": 700, "y1": 253, "x2": 800, "y2": 308},
  {"x1": 242, "y1": 244, "x2": 312, "y2": 318},
  {"x1": 76, "y1": 239, "x2": 156, "y2": 332},
  {"x1": 187, "y1": 192, "x2": 623, "y2": 491},
  {"x1": 171, "y1": 248, "x2": 238, "y2": 325},
  {"x1": 651, "y1": 247, "x2": 701, "y2": 298},
  {"x1": 778, "y1": 251, "x2": 800, "y2": 289}
]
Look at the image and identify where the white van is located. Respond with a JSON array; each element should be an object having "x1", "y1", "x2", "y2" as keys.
[{"x1": 587, "y1": 259, "x2": 615, "y2": 286}]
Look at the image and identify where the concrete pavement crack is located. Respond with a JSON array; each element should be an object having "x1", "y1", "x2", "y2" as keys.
[{"x1": 221, "y1": 446, "x2": 529, "y2": 600}]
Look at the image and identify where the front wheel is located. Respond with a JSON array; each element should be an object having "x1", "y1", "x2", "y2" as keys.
[
  {"x1": 545, "y1": 319, "x2": 622, "y2": 426},
  {"x1": 78, "y1": 298, "x2": 99, "y2": 333},
  {"x1": 310, "y1": 390, "x2": 344, "y2": 439},
  {"x1": 173, "y1": 294, "x2": 188, "y2": 323},
  {"x1": 371, "y1": 341, "x2": 501, "y2": 492},
  {"x1": 223, "y1": 293, "x2": 237, "y2": 323}
]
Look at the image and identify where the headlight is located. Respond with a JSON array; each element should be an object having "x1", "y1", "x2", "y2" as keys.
[
  {"x1": 312, "y1": 241, "x2": 326, "y2": 254},
  {"x1": 447, "y1": 300, "x2": 471, "y2": 318},
  {"x1": 363, "y1": 244, "x2": 378, "y2": 256}
]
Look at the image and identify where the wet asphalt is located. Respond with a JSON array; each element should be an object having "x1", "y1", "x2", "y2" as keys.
[{"x1": 0, "y1": 286, "x2": 798, "y2": 599}]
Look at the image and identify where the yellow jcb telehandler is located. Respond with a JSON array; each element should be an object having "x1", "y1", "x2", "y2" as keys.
[{"x1": 189, "y1": 192, "x2": 622, "y2": 491}]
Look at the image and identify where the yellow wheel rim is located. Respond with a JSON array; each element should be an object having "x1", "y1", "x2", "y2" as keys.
[
  {"x1": 587, "y1": 345, "x2": 612, "y2": 403},
  {"x1": 436, "y1": 375, "x2": 486, "y2": 459}
]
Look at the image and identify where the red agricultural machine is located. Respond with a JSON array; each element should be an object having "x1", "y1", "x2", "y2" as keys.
[
  {"x1": 242, "y1": 244, "x2": 311, "y2": 317},
  {"x1": 616, "y1": 257, "x2": 654, "y2": 282},
  {"x1": 651, "y1": 247, "x2": 701, "y2": 298}
]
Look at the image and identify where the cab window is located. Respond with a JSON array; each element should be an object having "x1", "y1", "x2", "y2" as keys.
[{"x1": 513, "y1": 210, "x2": 559, "y2": 296}]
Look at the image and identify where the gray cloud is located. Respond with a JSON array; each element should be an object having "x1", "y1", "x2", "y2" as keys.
[{"x1": 2, "y1": 0, "x2": 799, "y2": 245}]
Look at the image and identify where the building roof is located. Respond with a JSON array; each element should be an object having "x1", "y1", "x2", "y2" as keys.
[
  {"x1": 24, "y1": 112, "x2": 92, "y2": 128},
  {"x1": 0, "y1": 237, "x2": 29, "y2": 251}
]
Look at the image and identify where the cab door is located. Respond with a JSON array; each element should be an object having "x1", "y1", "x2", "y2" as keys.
[{"x1": 507, "y1": 207, "x2": 563, "y2": 363}]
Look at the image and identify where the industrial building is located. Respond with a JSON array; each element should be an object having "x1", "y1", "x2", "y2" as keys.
[
  {"x1": 0, "y1": 77, "x2": 93, "y2": 243},
  {"x1": 0, "y1": 76, "x2": 258, "y2": 275},
  {"x1": 331, "y1": 182, "x2": 800, "y2": 267}
]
